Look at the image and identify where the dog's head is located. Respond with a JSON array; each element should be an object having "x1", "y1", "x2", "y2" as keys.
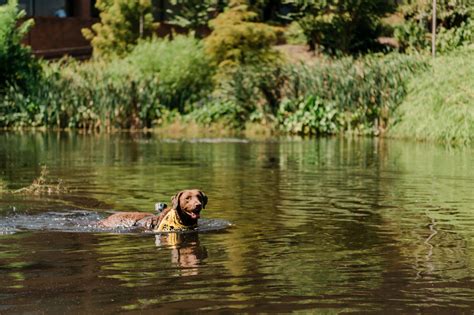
[{"x1": 171, "y1": 189, "x2": 208, "y2": 223}]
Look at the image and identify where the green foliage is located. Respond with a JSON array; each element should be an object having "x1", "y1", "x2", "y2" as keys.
[
  {"x1": 82, "y1": 0, "x2": 158, "y2": 58},
  {"x1": 0, "y1": 0, "x2": 41, "y2": 94},
  {"x1": 166, "y1": 0, "x2": 225, "y2": 33},
  {"x1": 285, "y1": 0, "x2": 397, "y2": 54},
  {"x1": 213, "y1": 62, "x2": 286, "y2": 122},
  {"x1": 204, "y1": 53, "x2": 428, "y2": 134},
  {"x1": 187, "y1": 100, "x2": 245, "y2": 128},
  {"x1": 281, "y1": 53, "x2": 429, "y2": 134},
  {"x1": 399, "y1": 0, "x2": 472, "y2": 30},
  {"x1": 204, "y1": 0, "x2": 282, "y2": 69},
  {"x1": 394, "y1": 20, "x2": 429, "y2": 53},
  {"x1": 0, "y1": 35, "x2": 214, "y2": 129},
  {"x1": 277, "y1": 96, "x2": 343, "y2": 135},
  {"x1": 0, "y1": 59, "x2": 164, "y2": 129},
  {"x1": 437, "y1": 19, "x2": 474, "y2": 54},
  {"x1": 389, "y1": 48, "x2": 474, "y2": 145},
  {"x1": 125, "y1": 35, "x2": 214, "y2": 111},
  {"x1": 396, "y1": 0, "x2": 473, "y2": 54},
  {"x1": 284, "y1": 21, "x2": 307, "y2": 45}
]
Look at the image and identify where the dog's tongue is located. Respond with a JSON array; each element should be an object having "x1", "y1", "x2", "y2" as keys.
[{"x1": 189, "y1": 212, "x2": 200, "y2": 219}]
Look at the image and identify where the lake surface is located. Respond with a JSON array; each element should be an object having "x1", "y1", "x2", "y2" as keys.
[{"x1": 0, "y1": 132, "x2": 473, "y2": 313}]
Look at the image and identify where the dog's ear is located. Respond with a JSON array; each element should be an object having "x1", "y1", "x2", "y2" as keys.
[
  {"x1": 171, "y1": 191, "x2": 183, "y2": 210},
  {"x1": 200, "y1": 191, "x2": 208, "y2": 209}
]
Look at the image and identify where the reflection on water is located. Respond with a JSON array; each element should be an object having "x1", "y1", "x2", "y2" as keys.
[
  {"x1": 156, "y1": 233, "x2": 208, "y2": 277},
  {"x1": 0, "y1": 132, "x2": 474, "y2": 313}
]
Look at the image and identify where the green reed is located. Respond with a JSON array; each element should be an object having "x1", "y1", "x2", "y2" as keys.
[
  {"x1": 279, "y1": 53, "x2": 429, "y2": 135},
  {"x1": 389, "y1": 48, "x2": 474, "y2": 145}
]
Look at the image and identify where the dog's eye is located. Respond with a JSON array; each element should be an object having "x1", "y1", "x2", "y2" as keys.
[{"x1": 185, "y1": 196, "x2": 191, "y2": 201}]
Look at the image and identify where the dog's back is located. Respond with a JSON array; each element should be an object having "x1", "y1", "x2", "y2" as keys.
[{"x1": 98, "y1": 212, "x2": 155, "y2": 228}]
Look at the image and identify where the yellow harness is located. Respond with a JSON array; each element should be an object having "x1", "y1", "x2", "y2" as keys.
[{"x1": 154, "y1": 209, "x2": 197, "y2": 232}]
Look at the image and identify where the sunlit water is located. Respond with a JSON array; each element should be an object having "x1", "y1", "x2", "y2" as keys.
[{"x1": 0, "y1": 132, "x2": 473, "y2": 313}]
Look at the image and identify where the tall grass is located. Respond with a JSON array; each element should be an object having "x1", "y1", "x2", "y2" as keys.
[
  {"x1": 279, "y1": 53, "x2": 429, "y2": 135},
  {"x1": 206, "y1": 53, "x2": 428, "y2": 135},
  {"x1": 125, "y1": 36, "x2": 214, "y2": 111},
  {"x1": 0, "y1": 35, "x2": 213, "y2": 130},
  {"x1": 389, "y1": 48, "x2": 474, "y2": 145}
]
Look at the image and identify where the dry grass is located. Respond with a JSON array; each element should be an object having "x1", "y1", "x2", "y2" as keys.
[{"x1": 13, "y1": 165, "x2": 69, "y2": 195}]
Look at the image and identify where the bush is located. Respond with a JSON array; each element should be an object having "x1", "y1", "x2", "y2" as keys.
[
  {"x1": 204, "y1": 0, "x2": 282, "y2": 69},
  {"x1": 0, "y1": 35, "x2": 215, "y2": 129},
  {"x1": 285, "y1": 0, "x2": 397, "y2": 54},
  {"x1": 202, "y1": 53, "x2": 428, "y2": 134},
  {"x1": 125, "y1": 35, "x2": 214, "y2": 112},
  {"x1": 187, "y1": 100, "x2": 245, "y2": 129},
  {"x1": 281, "y1": 53, "x2": 429, "y2": 134},
  {"x1": 0, "y1": 0, "x2": 41, "y2": 94},
  {"x1": 165, "y1": 0, "x2": 225, "y2": 34},
  {"x1": 0, "y1": 58, "x2": 165, "y2": 129},
  {"x1": 396, "y1": 0, "x2": 473, "y2": 54},
  {"x1": 277, "y1": 96, "x2": 343, "y2": 135},
  {"x1": 213, "y1": 62, "x2": 286, "y2": 119},
  {"x1": 82, "y1": 0, "x2": 158, "y2": 59},
  {"x1": 394, "y1": 20, "x2": 430, "y2": 53},
  {"x1": 437, "y1": 19, "x2": 474, "y2": 54}
]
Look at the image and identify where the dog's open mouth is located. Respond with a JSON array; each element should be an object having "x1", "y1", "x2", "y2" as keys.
[{"x1": 188, "y1": 211, "x2": 200, "y2": 219}]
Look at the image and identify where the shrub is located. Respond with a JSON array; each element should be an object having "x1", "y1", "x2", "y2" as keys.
[
  {"x1": 281, "y1": 53, "x2": 429, "y2": 134},
  {"x1": 394, "y1": 20, "x2": 430, "y2": 53},
  {"x1": 212, "y1": 62, "x2": 286, "y2": 123},
  {"x1": 187, "y1": 100, "x2": 245, "y2": 129},
  {"x1": 165, "y1": 0, "x2": 225, "y2": 34},
  {"x1": 437, "y1": 19, "x2": 474, "y2": 54},
  {"x1": 0, "y1": 0, "x2": 41, "y2": 94},
  {"x1": 277, "y1": 96, "x2": 343, "y2": 135},
  {"x1": 285, "y1": 0, "x2": 397, "y2": 54},
  {"x1": 0, "y1": 35, "x2": 215, "y2": 129},
  {"x1": 204, "y1": 0, "x2": 282, "y2": 69},
  {"x1": 0, "y1": 58, "x2": 165, "y2": 129},
  {"x1": 82, "y1": 0, "x2": 158, "y2": 59},
  {"x1": 396, "y1": 0, "x2": 473, "y2": 54},
  {"x1": 125, "y1": 35, "x2": 214, "y2": 111}
]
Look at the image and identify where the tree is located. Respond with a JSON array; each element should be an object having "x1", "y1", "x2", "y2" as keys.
[
  {"x1": 395, "y1": 0, "x2": 473, "y2": 54},
  {"x1": 204, "y1": 0, "x2": 281, "y2": 68},
  {"x1": 0, "y1": 0, "x2": 40, "y2": 94},
  {"x1": 286, "y1": 0, "x2": 397, "y2": 54},
  {"x1": 165, "y1": 0, "x2": 226, "y2": 35},
  {"x1": 82, "y1": 0, "x2": 158, "y2": 58}
]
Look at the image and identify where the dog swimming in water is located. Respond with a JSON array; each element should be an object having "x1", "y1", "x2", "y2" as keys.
[{"x1": 98, "y1": 189, "x2": 207, "y2": 232}]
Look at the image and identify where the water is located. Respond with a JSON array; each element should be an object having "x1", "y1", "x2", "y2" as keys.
[{"x1": 0, "y1": 132, "x2": 473, "y2": 313}]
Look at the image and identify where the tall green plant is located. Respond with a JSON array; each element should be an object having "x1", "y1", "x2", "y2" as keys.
[
  {"x1": 125, "y1": 35, "x2": 214, "y2": 111},
  {"x1": 82, "y1": 0, "x2": 158, "y2": 58},
  {"x1": 166, "y1": 0, "x2": 225, "y2": 34},
  {"x1": 284, "y1": 0, "x2": 397, "y2": 54},
  {"x1": 204, "y1": 0, "x2": 282, "y2": 69},
  {"x1": 395, "y1": 0, "x2": 473, "y2": 54},
  {"x1": 279, "y1": 53, "x2": 429, "y2": 134},
  {"x1": 0, "y1": 0, "x2": 41, "y2": 94}
]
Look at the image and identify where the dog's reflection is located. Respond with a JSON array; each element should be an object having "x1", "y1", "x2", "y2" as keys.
[{"x1": 155, "y1": 232, "x2": 207, "y2": 276}]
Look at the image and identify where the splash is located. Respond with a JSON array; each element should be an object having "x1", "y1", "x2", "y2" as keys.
[{"x1": 0, "y1": 210, "x2": 232, "y2": 234}]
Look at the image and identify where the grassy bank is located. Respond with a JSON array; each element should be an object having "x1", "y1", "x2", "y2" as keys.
[
  {"x1": 0, "y1": 51, "x2": 427, "y2": 135},
  {"x1": 389, "y1": 48, "x2": 474, "y2": 145}
]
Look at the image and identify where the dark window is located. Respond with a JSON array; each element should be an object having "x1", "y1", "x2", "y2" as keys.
[
  {"x1": 34, "y1": 0, "x2": 72, "y2": 17},
  {"x1": 91, "y1": 0, "x2": 99, "y2": 18}
]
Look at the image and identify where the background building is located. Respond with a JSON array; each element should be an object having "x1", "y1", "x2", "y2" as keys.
[{"x1": 0, "y1": 0, "x2": 172, "y2": 58}]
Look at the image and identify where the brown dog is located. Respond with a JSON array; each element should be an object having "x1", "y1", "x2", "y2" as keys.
[{"x1": 98, "y1": 189, "x2": 207, "y2": 232}]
